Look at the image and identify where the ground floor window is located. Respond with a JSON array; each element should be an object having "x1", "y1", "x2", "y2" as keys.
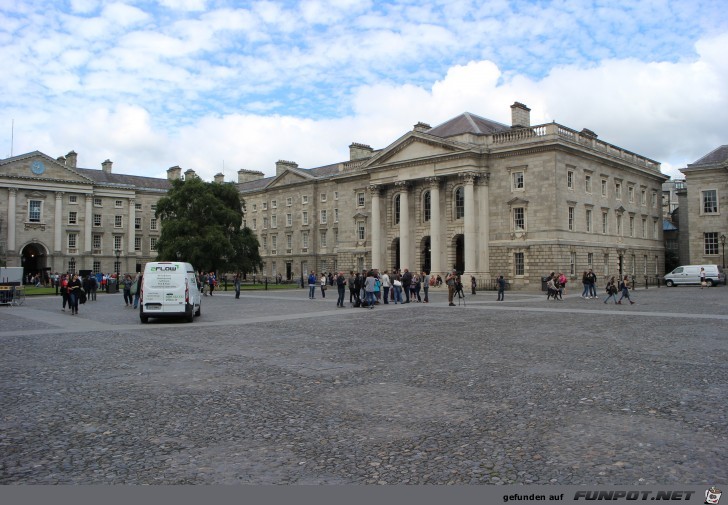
[
  {"x1": 514, "y1": 252, "x2": 524, "y2": 276},
  {"x1": 704, "y1": 232, "x2": 719, "y2": 255},
  {"x1": 93, "y1": 261, "x2": 101, "y2": 274},
  {"x1": 569, "y1": 252, "x2": 576, "y2": 275}
]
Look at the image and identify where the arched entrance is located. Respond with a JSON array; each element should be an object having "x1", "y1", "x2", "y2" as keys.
[
  {"x1": 453, "y1": 234, "x2": 464, "y2": 274},
  {"x1": 20, "y1": 242, "x2": 49, "y2": 282},
  {"x1": 420, "y1": 236, "x2": 431, "y2": 274},
  {"x1": 391, "y1": 238, "x2": 400, "y2": 271}
]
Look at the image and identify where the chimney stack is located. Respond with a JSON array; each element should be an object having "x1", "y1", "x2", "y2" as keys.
[
  {"x1": 66, "y1": 151, "x2": 78, "y2": 168},
  {"x1": 167, "y1": 166, "x2": 182, "y2": 180},
  {"x1": 214, "y1": 173, "x2": 225, "y2": 184},
  {"x1": 275, "y1": 160, "x2": 298, "y2": 177},
  {"x1": 237, "y1": 169, "x2": 265, "y2": 184},
  {"x1": 413, "y1": 122, "x2": 431, "y2": 133},
  {"x1": 184, "y1": 169, "x2": 197, "y2": 180},
  {"x1": 349, "y1": 142, "x2": 374, "y2": 161},
  {"x1": 510, "y1": 102, "x2": 531, "y2": 128},
  {"x1": 101, "y1": 159, "x2": 113, "y2": 173}
]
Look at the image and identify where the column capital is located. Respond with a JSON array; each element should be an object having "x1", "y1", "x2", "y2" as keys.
[
  {"x1": 425, "y1": 177, "x2": 440, "y2": 188},
  {"x1": 394, "y1": 180, "x2": 410, "y2": 191},
  {"x1": 459, "y1": 172, "x2": 478, "y2": 184},
  {"x1": 9, "y1": 187, "x2": 18, "y2": 196},
  {"x1": 86, "y1": 194, "x2": 93, "y2": 201},
  {"x1": 478, "y1": 172, "x2": 490, "y2": 186},
  {"x1": 368, "y1": 184, "x2": 381, "y2": 196}
]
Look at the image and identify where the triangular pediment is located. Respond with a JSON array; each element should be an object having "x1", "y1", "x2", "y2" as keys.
[
  {"x1": 507, "y1": 197, "x2": 530, "y2": 206},
  {"x1": 0, "y1": 151, "x2": 94, "y2": 184},
  {"x1": 364, "y1": 132, "x2": 471, "y2": 168},
  {"x1": 265, "y1": 168, "x2": 314, "y2": 189}
]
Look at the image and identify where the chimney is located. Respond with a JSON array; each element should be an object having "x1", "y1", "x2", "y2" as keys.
[
  {"x1": 510, "y1": 102, "x2": 531, "y2": 128},
  {"x1": 275, "y1": 160, "x2": 298, "y2": 177},
  {"x1": 167, "y1": 166, "x2": 182, "y2": 180},
  {"x1": 349, "y1": 142, "x2": 374, "y2": 161},
  {"x1": 214, "y1": 172, "x2": 225, "y2": 184},
  {"x1": 66, "y1": 151, "x2": 78, "y2": 168},
  {"x1": 57, "y1": 156, "x2": 66, "y2": 164},
  {"x1": 413, "y1": 121, "x2": 431, "y2": 133},
  {"x1": 237, "y1": 169, "x2": 265, "y2": 184},
  {"x1": 101, "y1": 159, "x2": 113, "y2": 173},
  {"x1": 184, "y1": 169, "x2": 197, "y2": 180}
]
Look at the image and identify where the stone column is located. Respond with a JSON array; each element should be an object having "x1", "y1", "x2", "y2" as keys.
[
  {"x1": 84, "y1": 195, "x2": 93, "y2": 253},
  {"x1": 463, "y1": 172, "x2": 476, "y2": 275},
  {"x1": 478, "y1": 174, "x2": 490, "y2": 277},
  {"x1": 395, "y1": 181, "x2": 410, "y2": 270},
  {"x1": 128, "y1": 198, "x2": 135, "y2": 254},
  {"x1": 369, "y1": 185, "x2": 381, "y2": 270},
  {"x1": 7, "y1": 188, "x2": 17, "y2": 251},
  {"x1": 54, "y1": 192, "x2": 63, "y2": 252},
  {"x1": 427, "y1": 177, "x2": 441, "y2": 275}
]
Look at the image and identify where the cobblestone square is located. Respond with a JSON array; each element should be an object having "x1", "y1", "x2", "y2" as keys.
[{"x1": 1, "y1": 284, "x2": 726, "y2": 484}]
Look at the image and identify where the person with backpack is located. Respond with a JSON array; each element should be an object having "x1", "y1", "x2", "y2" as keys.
[
  {"x1": 618, "y1": 276, "x2": 635, "y2": 305},
  {"x1": 603, "y1": 276, "x2": 619, "y2": 304},
  {"x1": 308, "y1": 271, "x2": 317, "y2": 299}
]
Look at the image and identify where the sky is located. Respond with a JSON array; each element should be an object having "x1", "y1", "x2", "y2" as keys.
[{"x1": 1, "y1": 0, "x2": 727, "y2": 182}]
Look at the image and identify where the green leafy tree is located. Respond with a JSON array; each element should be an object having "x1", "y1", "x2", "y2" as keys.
[{"x1": 155, "y1": 177, "x2": 262, "y2": 273}]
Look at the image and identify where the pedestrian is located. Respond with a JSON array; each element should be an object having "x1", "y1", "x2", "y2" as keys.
[
  {"x1": 348, "y1": 271, "x2": 357, "y2": 304},
  {"x1": 89, "y1": 274, "x2": 97, "y2": 301},
  {"x1": 67, "y1": 274, "x2": 82, "y2": 315},
  {"x1": 336, "y1": 271, "x2": 346, "y2": 307},
  {"x1": 558, "y1": 272, "x2": 567, "y2": 299},
  {"x1": 392, "y1": 273, "x2": 403, "y2": 304},
  {"x1": 413, "y1": 272, "x2": 422, "y2": 302},
  {"x1": 208, "y1": 271, "x2": 216, "y2": 296},
  {"x1": 200, "y1": 271, "x2": 209, "y2": 296},
  {"x1": 603, "y1": 276, "x2": 619, "y2": 304},
  {"x1": 700, "y1": 267, "x2": 706, "y2": 289},
  {"x1": 308, "y1": 271, "x2": 317, "y2": 299},
  {"x1": 546, "y1": 275, "x2": 558, "y2": 301},
  {"x1": 471, "y1": 276, "x2": 477, "y2": 295},
  {"x1": 402, "y1": 268, "x2": 412, "y2": 303},
  {"x1": 587, "y1": 269, "x2": 597, "y2": 298},
  {"x1": 618, "y1": 275, "x2": 635, "y2": 305},
  {"x1": 122, "y1": 274, "x2": 133, "y2": 306},
  {"x1": 132, "y1": 273, "x2": 142, "y2": 309},
  {"x1": 581, "y1": 271, "x2": 590, "y2": 298},
  {"x1": 373, "y1": 271, "x2": 381, "y2": 303},
  {"x1": 422, "y1": 271, "x2": 430, "y2": 303},
  {"x1": 446, "y1": 269, "x2": 457, "y2": 306},
  {"x1": 381, "y1": 270, "x2": 391, "y2": 304},
  {"x1": 497, "y1": 275, "x2": 505, "y2": 301},
  {"x1": 60, "y1": 274, "x2": 69, "y2": 311},
  {"x1": 320, "y1": 273, "x2": 327, "y2": 298},
  {"x1": 364, "y1": 271, "x2": 377, "y2": 309},
  {"x1": 234, "y1": 273, "x2": 241, "y2": 299}
]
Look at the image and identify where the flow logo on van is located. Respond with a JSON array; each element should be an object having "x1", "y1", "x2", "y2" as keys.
[{"x1": 150, "y1": 266, "x2": 178, "y2": 272}]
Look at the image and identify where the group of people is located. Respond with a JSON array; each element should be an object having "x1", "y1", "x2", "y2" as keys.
[
  {"x1": 120, "y1": 273, "x2": 143, "y2": 309},
  {"x1": 545, "y1": 270, "x2": 635, "y2": 305},
  {"x1": 198, "y1": 271, "x2": 218, "y2": 296},
  {"x1": 58, "y1": 272, "x2": 99, "y2": 315}
]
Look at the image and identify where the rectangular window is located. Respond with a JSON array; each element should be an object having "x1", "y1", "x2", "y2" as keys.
[
  {"x1": 93, "y1": 261, "x2": 101, "y2": 274},
  {"x1": 641, "y1": 189, "x2": 646, "y2": 206},
  {"x1": 631, "y1": 254, "x2": 636, "y2": 275},
  {"x1": 512, "y1": 171, "x2": 524, "y2": 190},
  {"x1": 271, "y1": 235, "x2": 277, "y2": 255},
  {"x1": 150, "y1": 204, "x2": 157, "y2": 212},
  {"x1": 93, "y1": 197, "x2": 102, "y2": 207},
  {"x1": 252, "y1": 203, "x2": 257, "y2": 212},
  {"x1": 616, "y1": 214, "x2": 623, "y2": 236},
  {"x1": 357, "y1": 221, "x2": 365, "y2": 240},
  {"x1": 114, "y1": 236, "x2": 122, "y2": 251},
  {"x1": 643, "y1": 255, "x2": 648, "y2": 275},
  {"x1": 135, "y1": 217, "x2": 141, "y2": 230},
  {"x1": 271, "y1": 200, "x2": 277, "y2": 209},
  {"x1": 271, "y1": 215, "x2": 277, "y2": 228},
  {"x1": 92, "y1": 234, "x2": 102, "y2": 249},
  {"x1": 114, "y1": 215, "x2": 123, "y2": 228},
  {"x1": 150, "y1": 218, "x2": 158, "y2": 231},
  {"x1": 602, "y1": 212, "x2": 608, "y2": 234},
  {"x1": 334, "y1": 191, "x2": 339, "y2": 200},
  {"x1": 567, "y1": 170, "x2": 574, "y2": 190},
  {"x1": 135, "y1": 202, "x2": 142, "y2": 210},
  {"x1": 68, "y1": 211, "x2": 77, "y2": 225},
  {"x1": 568, "y1": 206, "x2": 574, "y2": 231},
  {"x1": 334, "y1": 229, "x2": 339, "y2": 245},
  {"x1": 302, "y1": 195, "x2": 309, "y2": 204},
  {"x1": 263, "y1": 217, "x2": 268, "y2": 229},
  {"x1": 357, "y1": 192, "x2": 365, "y2": 207},
  {"x1": 514, "y1": 252, "x2": 524, "y2": 276},
  {"x1": 641, "y1": 218, "x2": 647, "y2": 238},
  {"x1": 93, "y1": 214, "x2": 102, "y2": 227},
  {"x1": 68, "y1": 233, "x2": 77, "y2": 249},
  {"x1": 334, "y1": 208, "x2": 339, "y2": 223},
  {"x1": 262, "y1": 202, "x2": 268, "y2": 210},
  {"x1": 603, "y1": 254, "x2": 609, "y2": 276},
  {"x1": 150, "y1": 237, "x2": 158, "y2": 251},
  {"x1": 652, "y1": 191, "x2": 657, "y2": 208},
  {"x1": 28, "y1": 200, "x2": 42, "y2": 222},
  {"x1": 302, "y1": 211, "x2": 309, "y2": 225},
  {"x1": 704, "y1": 232, "x2": 719, "y2": 255},
  {"x1": 286, "y1": 213, "x2": 292, "y2": 226},
  {"x1": 513, "y1": 207, "x2": 525, "y2": 231},
  {"x1": 320, "y1": 193, "x2": 327, "y2": 202},
  {"x1": 252, "y1": 218, "x2": 257, "y2": 230},
  {"x1": 69, "y1": 195, "x2": 78, "y2": 204},
  {"x1": 629, "y1": 216, "x2": 635, "y2": 237},
  {"x1": 702, "y1": 190, "x2": 718, "y2": 214},
  {"x1": 587, "y1": 252, "x2": 593, "y2": 268},
  {"x1": 601, "y1": 179, "x2": 608, "y2": 197},
  {"x1": 585, "y1": 175, "x2": 592, "y2": 193},
  {"x1": 320, "y1": 210, "x2": 327, "y2": 224},
  {"x1": 570, "y1": 252, "x2": 576, "y2": 275},
  {"x1": 615, "y1": 182, "x2": 622, "y2": 200},
  {"x1": 286, "y1": 197, "x2": 292, "y2": 207},
  {"x1": 653, "y1": 219, "x2": 658, "y2": 239},
  {"x1": 655, "y1": 255, "x2": 659, "y2": 275},
  {"x1": 115, "y1": 200, "x2": 123, "y2": 208},
  {"x1": 134, "y1": 236, "x2": 141, "y2": 252},
  {"x1": 302, "y1": 231, "x2": 309, "y2": 250},
  {"x1": 262, "y1": 236, "x2": 267, "y2": 250},
  {"x1": 320, "y1": 230, "x2": 327, "y2": 248},
  {"x1": 286, "y1": 234, "x2": 292, "y2": 252},
  {"x1": 586, "y1": 209, "x2": 593, "y2": 233},
  {"x1": 628, "y1": 186, "x2": 635, "y2": 203}
]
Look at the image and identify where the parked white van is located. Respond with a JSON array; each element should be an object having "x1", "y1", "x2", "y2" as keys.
[
  {"x1": 663, "y1": 264, "x2": 725, "y2": 287},
  {"x1": 139, "y1": 262, "x2": 201, "y2": 323}
]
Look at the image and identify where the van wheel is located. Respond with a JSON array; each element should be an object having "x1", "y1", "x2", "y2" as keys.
[
  {"x1": 140, "y1": 315, "x2": 149, "y2": 324},
  {"x1": 186, "y1": 310, "x2": 194, "y2": 323},
  {"x1": 707, "y1": 279, "x2": 715, "y2": 287},
  {"x1": 195, "y1": 305, "x2": 201, "y2": 317},
  {"x1": 665, "y1": 280, "x2": 674, "y2": 287}
]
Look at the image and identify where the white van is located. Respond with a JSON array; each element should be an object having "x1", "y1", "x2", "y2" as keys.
[
  {"x1": 663, "y1": 264, "x2": 724, "y2": 287},
  {"x1": 139, "y1": 262, "x2": 201, "y2": 323}
]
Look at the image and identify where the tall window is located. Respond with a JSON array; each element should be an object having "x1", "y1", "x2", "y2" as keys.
[
  {"x1": 394, "y1": 195, "x2": 401, "y2": 224},
  {"x1": 319, "y1": 210, "x2": 327, "y2": 225},
  {"x1": 629, "y1": 216, "x2": 634, "y2": 237},
  {"x1": 68, "y1": 233, "x2": 77, "y2": 249},
  {"x1": 357, "y1": 221, "x2": 366, "y2": 241},
  {"x1": 587, "y1": 252, "x2": 593, "y2": 268},
  {"x1": 94, "y1": 214, "x2": 102, "y2": 226},
  {"x1": 602, "y1": 212, "x2": 608, "y2": 234},
  {"x1": 586, "y1": 209, "x2": 593, "y2": 233},
  {"x1": 702, "y1": 190, "x2": 718, "y2": 214},
  {"x1": 68, "y1": 211, "x2": 78, "y2": 225},
  {"x1": 286, "y1": 234, "x2": 292, "y2": 252},
  {"x1": 423, "y1": 191, "x2": 431, "y2": 222},
  {"x1": 68, "y1": 258, "x2": 76, "y2": 275},
  {"x1": 302, "y1": 211, "x2": 308, "y2": 225},
  {"x1": 615, "y1": 182, "x2": 622, "y2": 200},
  {"x1": 704, "y1": 232, "x2": 719, "y2": 255},
  {"x1": 570, "y1": 252, "x2": 576, "y2": 275},
  {"x1": 640, "y1": 189, "x2": 646, "y2": 206},
  {"x1": 94, "y1": 197, "x2": 102, "y2": 207},
  {"x1": 150, "y1": 218, "x2": 157, "y2": 231},
  {"x1": 114, "y1": 236, "x2": 122, "y2": 250},
  {"x1": 513, "y1": 207, "x2": 525, "y2": 231},
  {"x1": 585, "y1": 175, "x2": 592, "y2": 193},
  {"x1": 271, "y1": 235, "x2": 277, "y2": 254},
  {"x1": 114, "y1": 215, "x2": 123, "y2": 228},
  {"x1": 334, "y1": 208, "x2": 339, "y2": 223},
  {"x1": 512, "y1": 171, "x2": 524, "y2": 190},
  {"x1": 641, "y1": 218, "x2": 647, "y2": 238},
  {"x1": 286, "y1": 213, "x2": 292, "y2": 226},
  {"x1": 271, "y1": 215, "x2": 277, "y2": 228},
  {"x1": 628, "y1": 186, "x2": 635, "y2": 203},
  {"x1": 135, "y1": 217, "x2": 141, "y2": 230},
  {"x1": 567, "y1": 170, "x2": 574, "y2": 190},
  {"x1": 643, "y1": 255, "x2": 648, "y2": 275},
  {"x1": 514, "y1": 252, "x2": 524, "y2": 276},
  {"x1": 601, "y1": 179, "x2": 608, "y2": 197},
  {"x1": 92, "y1": 234, "x2": 102, "y2": 249},
  {"x1": 150, "y1": 237, "x2": 158, "y2": 251},
  {"x1": 302, "y1": 231, "x2": 309, "y2": 250},
  {"x1": 134, "y1": 236, "x2": 141, "y2": 251},
  {"x1": 93, "y1": 261, "x2": 101, "y2": 274},
  {"x1": 603, "y1": 254, "x2": 609, "y2": 276},
  {"x1": 455, "y1": 187, "x2": 465, "y2": 219},
  {"x1": 653, "y1": 219, "x2": 658, "y2": 239},
  {"x1": 357, "y1": 192, "x2": 365, "y2": 207},
  {"x1": 616, "y1": 214, "x2": 622, "y2": 236},
  {"x1": 320, "y1": 230, "x2": 327, "y2": 248},
  {"x1": 568, "y1": 206, "x2": 574, "y2": 231},
  {"x1": 28, "y1": 200, "x2": 42, "y2": 222}
]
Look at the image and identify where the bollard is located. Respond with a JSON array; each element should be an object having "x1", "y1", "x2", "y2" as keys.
[{"x1": 644, "y1": 275, "x2": 648, "y2": 290}]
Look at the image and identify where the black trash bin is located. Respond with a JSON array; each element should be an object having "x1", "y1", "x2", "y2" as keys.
[
  {"x1": 541, "y1": 276, "x2": 549, "y2": 291},
  {"x1": 108, "y1": 279, "x2": 119, "y2": 293}
]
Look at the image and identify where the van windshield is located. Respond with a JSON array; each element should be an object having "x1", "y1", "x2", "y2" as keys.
[{"x1": 672, "y1": 267, "x2": 683, "y2": 274}]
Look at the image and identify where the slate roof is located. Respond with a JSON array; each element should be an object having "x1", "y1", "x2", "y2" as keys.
[
  {"x1": 689, "y1": 145, "x2": 728, "y2": 167},
  {"x1": 663, "y1": 219, "x2": 678, "y2": 231},
  {"x1": 426, "y1": 112, "x2": 510, "y2": 138},
  {"x1": 75, "y1": 167, "x2": 172, "y2": 191}
]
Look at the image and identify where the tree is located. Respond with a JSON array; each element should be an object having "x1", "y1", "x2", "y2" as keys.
[{"x1": 154, "y1": 177, "x2": 262, "y2": 273}]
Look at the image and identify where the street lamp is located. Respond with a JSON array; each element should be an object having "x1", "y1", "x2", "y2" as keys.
[
  {"x1": 721, "y1": 234, "x2": 726, "y2": 270},
  {"x1": 114, "y1": 249, "x2": 121, "y2": 283}
]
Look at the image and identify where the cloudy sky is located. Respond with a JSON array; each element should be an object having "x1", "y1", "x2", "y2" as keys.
[{"x1": 1, "y1": 0, "x2": 726, "y2": 181}]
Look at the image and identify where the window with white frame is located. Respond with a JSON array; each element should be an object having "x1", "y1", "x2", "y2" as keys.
[
  {"x1": 585, "y1": 174, "x2": 592, "y2": 194},
  {"x1": 68, "y1": 233, "x2": 77, "y2": 249},
  {"x1": 704, "y1": 232, "x2": 719, "y2": 255},
  {"x1": 587, "y1": 252, "x2": 593, "y2": 268},
  {"x1": 334, "y1": 229, "x2": 339, "y2": 245},
  {"x1": 334, "y1": 208, "x2": 339, "y2": 223},
  {"x1": 357, "y1": 192, "x2": 365, "y2": 207},
  {"x1": 135, "y1": 217, "x2": 141, "y2": 230},
  {"x1": 513, "y1": 207, "x2": 526, "y2": 231},
  {"x1": 262, "y1": 202, "x2": 268, "y2": 210},
  {"x1": 114, "y1": 215, "x2": 123, "y2": 228},
  {"x1": 423, "y1": 191, "x2": 431, "y2": 222},
  {"x1": 28, "y1": 200, "x2": 42, "y2": 222},
  {"x1": 302, "y1": 195, "x2": 309, "y2": 204},
  {"x1": 702, "y1": 190, "x2": 718, "y2": 214},
  {"x1": 628, "y1": 185, "x2": 635, "y2": 203},
  {"x1": 394, "y1": 194, "x2": 401, "y2": 224},
  {"x1": 271, "y1": 235, "x2": 277, "y2": 254},
  {"x1": 271, "y1": 200, "x2": 277, "y2": 209},
  {"x1": 568, "y1": 206, "x2": 575, "y2": 231},
  {"x1": 134, "y1": 236, "x2": 141, "y2": 251},
  {"x1": 512, "y1": 171, "x2": 524, "y2": 191},
  {"x1": 629, "y1": 216, "x2": 634, "y2": 237},
  {"x1": 92, "y1": 234, "x2": 102, "y2": 249},
  {"x1": 641, "y1": 218, "x2": 647, "y2": 238},
  {"x1": 567, "y1": 170, "x2": 574, "y2": 190},
  {"x1": 602, "y1": 211, "x2": 608, "y2": 234},
  {"x1": 69, "y1": 195, "x2": 78, "y2": 204},
  {"x1": 114, "y1": 236, "x2": 122, "y2": 250},
  {"x1": 616, "y1": 214, "x2": 623, "y2": 236},
  {"x1": 252, "y1": 203, "x2": 257, "y2": 212},
  {"x1": 135, "y1": 202, "x2": 142, "y2": 211},
  {"x1": 357, "y1": 221, "x2": 365, "y2": 240},
  {"x1": 271, "y1": 215, "x2": 277, "y2": 228},
  {"x1": 455, "y1": 187, "x2": 465, "y2": 219},
  {"x1": 68, "y1": 211, "x2": 77, "y2": 225},
  {"x1": 115, "y1": 200, "x2": 123, "y2": 208},
  {"x1": 302, "y1": 231, "x2": 309, "y2": 250},
  {"x1": 263, "y1": 217, "x2": 268, "y2": 229},
  {"x1": 68, "y1": 258, "x2": 76, "y2": 275},
  {"x1": 286, "y1": 213, "x2": 292, "y2": 226},
  {"x1": 640, "y1": 189, "x2": 646, "y2": 206},
  {"x1": 286, "y1": 197, "x2": 292, "y2": 207},
  {"x1": 514, "y1": 252, "x2": 524, "y2": 276},
  {"x1": 252, "y1": 218, "x2": 257, "y2": 230},
  {"x1": 320, "y1": 230, "x2": 327, "y2": 248},
  {"x1": 93, "y1": 197, "x2": 102, "y2": 207},
  {"x1": 320, "y1": 210, "x2": 327, "y2": 224},
  {"x1": 615, "y1": 182, "x2": 622, "y2": 200},
  {"x1": 150, "y1": 237, "x2": 158, "y2": 251},
  {"x1": 320, "y1": 193, "x2": 327, "y2": 202},
  {"x1": 302, "y1": 211, "x2": 309, "y2": 225},
  {"x1": 570, "y1": 251, "x2": 576, "y2": 275},
  {"x1": 286, "y1": 234, "x2": 292, "y2": 252},
  {"x1": 601, "y1": 179, "x2": 608, "y2": 197},
  {"x1": 586, "y1": 208, "x2": 593, "y2": 233}
]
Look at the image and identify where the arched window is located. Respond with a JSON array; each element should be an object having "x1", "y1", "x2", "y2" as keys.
[
  {"x1": 454, "y1": 187, "x2": 464, "y2": 220},
  {"x1": 394, "y1": 194, "x2": 401, "y2": 224},
  {"x1": 423, "y1": 191, "x2": 431, "y2": 222}
]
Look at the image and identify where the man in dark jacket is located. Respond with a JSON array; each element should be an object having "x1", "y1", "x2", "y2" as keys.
[{"x1": 401, "y1": 268, "x2": 412, "y2": 303}]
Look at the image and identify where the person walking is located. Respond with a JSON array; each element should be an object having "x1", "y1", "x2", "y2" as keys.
[
  {"x1": 234, "y1": 273, "x2": 241, "y2": 299},
  {"x1": 587, "y1": 269, "x2": 598, "y2": 298},
  {"x1": 364, "y1": 271, "x2": 377, "y2": 309},
  {"x1": 336, "y1": 271, "x2": 346, "y2": 307},
  {"x1": 67, "y1": 274, "x2": 82, "y2": 315},
  {"x1": 700, "y1": 267, "x2": 707, "y2": 289},
  {"x1": 208, "y1": 271, "x2": 216, "y2": 296},
  {"x1": 446, "y1": 269, "x2": 457, "y2": 306},
  {"x1": 603, "y1": 276, "x2": 619, "y2": 304},
  {"x1": 380, "y1": 270, "x2": 391, "y2": 304},
  {"x1": 132, "y1": 272, "x2": 142, "y2": 309},
  {"x1": 60, "y1": 274, "x2": 69, "y2": 311},
  {"x1": 617, "y1": 275, "x2": 635, "y2": 305},
  {"x1": 581, "y1": 271, "x2": 590, "y2": 298},
  {"x1": 320, "y1": 273, "x2": 327, "y2": 298},
  {"x1": 308, "y1": 271, "x2": 317, "y2": 299},
  {"x1": 122, "y1": 274, "x2": 133, "y2": 306},
  {"x1": 422, "y1": 271, "x2": 430, "y2": 303},
  {"x1": 497, "y1": 275, "x2": 506, "y2": 301}
]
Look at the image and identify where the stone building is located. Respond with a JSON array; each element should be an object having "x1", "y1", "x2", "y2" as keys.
[
  {"x1": 675, "y1": 145, "x2": 728, "y2": 268},
  {"x1": 1, "y1": 102, "x2": 668, "y2": 288}
]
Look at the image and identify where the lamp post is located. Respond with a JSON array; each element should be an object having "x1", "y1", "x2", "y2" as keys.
[{"x1": 114, "y1": 248, "x2": 121, "y2": 285}]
